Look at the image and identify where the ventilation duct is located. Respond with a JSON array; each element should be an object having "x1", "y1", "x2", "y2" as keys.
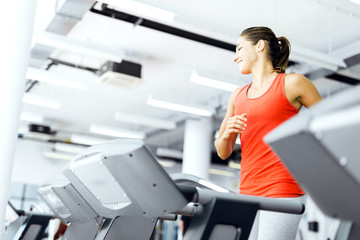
[
  {"x1": 97, "y1": 60, "x2": 142, "y2": 89},
  {"x1": 29, "y1": 124, "x2": 53, "y2": 135}
]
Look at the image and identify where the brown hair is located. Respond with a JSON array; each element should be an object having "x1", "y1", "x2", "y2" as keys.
[{"x1": 241, "y1": 26, "x2": 290, "y2": 73}]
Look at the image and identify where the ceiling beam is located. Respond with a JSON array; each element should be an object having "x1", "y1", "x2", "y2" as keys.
[
  {"x1": 305, "y1": 68, "x2": 360, "y2": 86},
  {"x1": 345, "y1": 53, "x2": 360, "y2": 68},
  {"x1": 291, "y1": 44, "x2": 346, "y2": 71},
  {"x1": 331, "y1": 39, "x2": 360, "y2": 60},
  {"x1": 326, "y1": 73, "x2": 360, "y2": 85},
  {"x1": 91, "y1": 3, "x2": 348, "y2": 71},
  {"x1": 305, "y1": 50, "x2": 360, "y2": 85},
  {"x1": 91, "y1": 4, "x2": 235, "y2": 51},
  {"x1": 90, "y1": 3, "x2": 298, "y2": 66},
  {"x1": 30, "y1": 0, "x2": 96, "y2": 68},
  {"x1": 34, "y1": 32, "x2": 123, "y2": 62}
]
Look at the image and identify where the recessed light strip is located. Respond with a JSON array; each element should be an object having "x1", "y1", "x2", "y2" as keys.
[
  {"x1": 26, "y1": 67, "x2": 87, "y2": 90},
  {"x1": 54, "y1": 142, "x2": 87, "y2": 154},
  {"x1": 35, "y1": 32, "x2": 123, "y2": 63},
  {"x1": 209, "y1": 168, "x2": 235, "y2": 177},
  {"x1": 156, "y1": 147, "x2": 183, "y2": 159},
  {"x1": 147, "y1": 95, "x2": 213, "y2": 117},
  {"x1": 22, "y1": 94, "x2": 62, "y2": 109},
  {"x1": 115, "y1": 111, "x2": 176, "y2": 130},
  {"x1": 89, "y1": 124, "x2": 146, "y2": 139},
  {"x1": 43, "y1": 151, "x2": 75, "y2": 161},
  {"x1": 70, "y1": 134, "x2": 110, "y2": 146},
  {"x1": 190, "y1": 71, "x2": 238, "y2": 92},
  {"x1": 20, "y1": 111, "x2": 44, "y2": 123}
]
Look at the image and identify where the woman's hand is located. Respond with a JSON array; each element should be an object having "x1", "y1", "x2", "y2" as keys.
[
  {"x1": 222, "y1": 113, "x2": 248, "y2": 139},
  {"x1": 215, "y1": 87, "x2": 244, "y2": 160}
]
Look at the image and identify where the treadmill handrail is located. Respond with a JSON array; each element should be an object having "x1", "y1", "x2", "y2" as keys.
[
  {"x1": 173, "y1": 173, "x2": 304, "y2": 214},
  {"x1": 196, "y1": 188, "x2": 305, "y2": 214},
  {"x1": 171, "y1": 173, "x2": 233, "y2": 193}
]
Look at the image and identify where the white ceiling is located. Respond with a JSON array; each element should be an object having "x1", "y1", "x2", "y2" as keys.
[{"x1": 21, "y1": 0, "x2": 360, "y2": 152}]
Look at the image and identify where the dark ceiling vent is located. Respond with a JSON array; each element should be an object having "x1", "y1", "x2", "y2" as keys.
[
  {"x1": 29, "y1": 124, "x2": 53, "y2": 135},
  {"x1": 97, "y1": 60, "x2": 143, "y2": 89}
]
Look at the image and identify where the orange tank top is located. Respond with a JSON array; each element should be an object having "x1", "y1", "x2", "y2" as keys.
[{"x1": 234, "y1": 73, "x2": 305, "y2": 198}]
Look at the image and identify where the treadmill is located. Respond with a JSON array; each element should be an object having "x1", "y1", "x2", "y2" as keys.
[
  {"x1": 38, "y1": 178, "x2": 103, "y2": 239},
  {"x1": 265, "y1": 84, "x2": 360, "y2": 240},
  {"x1": 41, "y1": 138, "x2": 304, "y2": 240}
]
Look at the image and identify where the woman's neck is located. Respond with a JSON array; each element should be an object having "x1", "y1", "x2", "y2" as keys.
[{"x1": 250, "y1": 61, "x2": 278, "y2": 89}]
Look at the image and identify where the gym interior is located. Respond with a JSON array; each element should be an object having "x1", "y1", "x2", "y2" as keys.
[{"x1": 1, "y1": 0, "x2": 360, "y2": 240}]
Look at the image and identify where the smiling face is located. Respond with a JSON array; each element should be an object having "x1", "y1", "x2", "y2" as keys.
[
  {"x1": 234, "y1": 36, "x2": 266, "y2": 74},
  {"x1": 233, "y1": 36, "x2": 259, "y2": 75}
]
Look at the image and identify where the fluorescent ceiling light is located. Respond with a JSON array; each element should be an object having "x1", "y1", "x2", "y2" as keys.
[
  {"x1": 209, "y1": 168, "x2": 235, "y2": 177},
  {"x1": 228, "y1": 160, "x2": 240, "y2": 170},
  {"x1": 23, "y1": 93, "x2": 62, "y2": 109},
  {"x1": 190, "y1": 71, "x2": 238, "y2": 92},
  {"x1": 25, "y1": 132, "x2": 52, "y2": 141},
  {"x1": 147, "y1": 95, "x2": 214, "y2": 117},
  {"x1": 89, "y1": 123, "x2": 146, "y2": 139},
  {"x1": 156, "y1": 147, "x2": 183, "y2": 159},
  {"x1": 43, "y1": 151, "x2": 75, "y2": 161},
  {"x1": 20, "y1": 111, "x2": 44, "y2": 123},
  {"x1": 115, "y1": 111, "x2": 176, "y2": 130},
  {"x1": 34, "y1": 32, "x2": 123, "y2": 62},
  {"x1": 157, "y1": 159, "x2": 176, "y2": 168},
  {"x1": 54, "y1": 142, "x2": 87, "y2": 154},
  {"x1": 26, "y1": 67, "x2": 87, "y2": 90},
  {"x1": 350, "y1": 0, "x2": 360, "y2": 5},
  {"x1": 100, "y1": 0, "x2": 175, "y2": 23},
  {"x1": 70, "y1": 134, "x2": 110, "y2": 146}
]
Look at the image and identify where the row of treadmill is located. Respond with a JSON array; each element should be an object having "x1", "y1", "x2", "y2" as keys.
[{"x1": 4, "y1": 84, "x2": 360, "y2": 240}]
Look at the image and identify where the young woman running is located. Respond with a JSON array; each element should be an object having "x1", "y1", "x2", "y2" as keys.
[{"x1": 215, "y1": 26, "x2": 322, "y2": 240}]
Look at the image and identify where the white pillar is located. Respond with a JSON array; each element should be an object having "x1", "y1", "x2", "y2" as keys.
[
  {"x1": 182, "y1": 117, "x2": 213, "y2": 179},
  {"x1": 0, "y1": 0, "x2": 37, "y2": 236}
]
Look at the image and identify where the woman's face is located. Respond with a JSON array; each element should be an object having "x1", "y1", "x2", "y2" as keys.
[{"x1": 234, "y1": 36, "x2": 258, "y2": 74}]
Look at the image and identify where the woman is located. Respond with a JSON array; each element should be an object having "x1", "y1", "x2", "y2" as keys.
[{"x1": 214, "y1": 26, "x2": 322, "y2": 240}]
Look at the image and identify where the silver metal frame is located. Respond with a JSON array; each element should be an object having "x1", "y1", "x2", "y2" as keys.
[
  {"x1": 38, "y1": 178, "x2": 98, "y2": 223},
  {"x1": 63, "y1": 139, "x2": 188, "y2": 219}
]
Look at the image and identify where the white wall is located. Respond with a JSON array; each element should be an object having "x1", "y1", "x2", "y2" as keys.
[{"x1": 11, "y1": 139, "x2": 69, "y2": 185}]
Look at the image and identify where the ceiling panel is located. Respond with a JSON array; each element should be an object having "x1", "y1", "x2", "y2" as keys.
[{"x1": 22, "y1": 0, "x2": 360, "y2": 152}]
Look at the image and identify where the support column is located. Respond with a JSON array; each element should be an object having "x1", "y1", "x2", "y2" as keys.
[
  {"x1": 0, "y1": 0, "x2": 37, "y2": 236},
  {"x1": 182, "y1": 117, "x2": 213, "y2": 179}
]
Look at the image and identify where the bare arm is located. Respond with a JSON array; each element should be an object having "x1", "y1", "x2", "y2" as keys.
[
  {"x1": 285, "y1": 73, "x2": 322, "y2": 110},
  {"x1": 214, "y1": 88, "x2": 247, "y2": 160}
]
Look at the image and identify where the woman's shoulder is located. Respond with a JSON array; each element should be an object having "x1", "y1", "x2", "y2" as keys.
[
  {"x1": 230, "y1": 84, "x2": 249, "y2": 104},
  {"x1": 284, "y1": 73, "x2": 311, "y2": 89},
  {"x1": 285, "y1": 73, "x2": 311, "y2": 87},
  {"x1": 284, "y1": 73, "x2": 322, "y2": 108},
  {"x1": 231, "y1": 84, "x2": 249, "y2": 101},
  {"x1": 284, "y1": 73, "x2": 307, "y2": 83}
]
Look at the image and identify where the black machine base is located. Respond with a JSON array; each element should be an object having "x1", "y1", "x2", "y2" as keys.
[{"x1": 184, "y1": 198, "x2": 260, "y2": 240}]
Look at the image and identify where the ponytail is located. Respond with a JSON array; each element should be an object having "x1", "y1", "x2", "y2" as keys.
[{"x1": 275, "y1": 36, "x2": 291, "y2": 73}]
